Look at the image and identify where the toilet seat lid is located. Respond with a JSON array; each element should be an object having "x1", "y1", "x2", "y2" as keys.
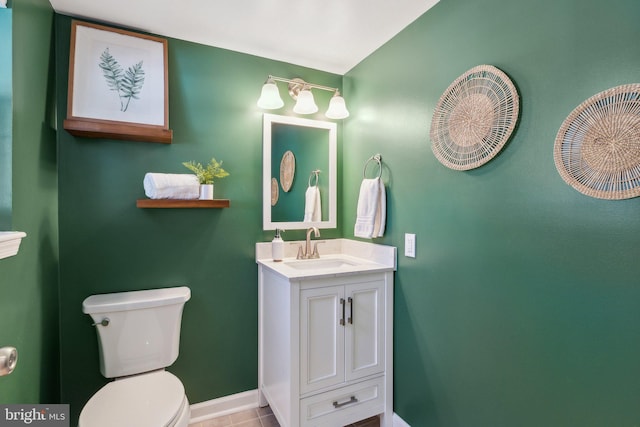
[{"x1": 79, "y1": 371, "x2": 185, "y2": 427}]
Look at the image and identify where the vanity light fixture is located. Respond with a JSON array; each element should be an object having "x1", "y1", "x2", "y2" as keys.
[
  {"x1": 293, "y1": 86, "x2": 318, "y2": 114},
  {"x1": 257, "y1": 77, "x2": 284, "y2": 110},
  {"x1": 325, "y1": 91, "x2": 349, "y2": 119},
  {"x1": 257, "y1": 75, "x2": 349, "y2": 119}
]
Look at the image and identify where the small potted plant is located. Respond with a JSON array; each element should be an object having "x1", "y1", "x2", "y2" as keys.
[{"x1": 182, "y1": 157, "x2": 230, "y2": 200}]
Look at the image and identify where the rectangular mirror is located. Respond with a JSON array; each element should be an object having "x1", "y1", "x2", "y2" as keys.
[{"x1": 263, "y1": 114, "x2": 337, "y2": 230}]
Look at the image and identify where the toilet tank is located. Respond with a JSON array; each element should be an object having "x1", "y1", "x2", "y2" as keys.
[{"x1": 83, "y1": 286, "x2": 191, "y2": 378}]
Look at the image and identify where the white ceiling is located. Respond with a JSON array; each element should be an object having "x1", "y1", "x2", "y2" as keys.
[{"x1": 48, "y1": 0, "x2": 439, "y2": 75}]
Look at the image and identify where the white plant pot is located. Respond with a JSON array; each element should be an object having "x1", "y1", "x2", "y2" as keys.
[{"x1": 199, "y1": 184, "x2": 214, "y2": 200}]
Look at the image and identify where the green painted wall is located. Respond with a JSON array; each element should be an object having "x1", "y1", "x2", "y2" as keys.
[
  {"x1": 343, "y1": 0, "x2": 640, "y2": 426},
  {"x1": 54, "y1": 15, "x2": 342, "y2": 421},
  {"x1": 0, "y1": 0, "x2": 59, "y2": 404},
  {"x1": 6, "y1": 1, "x2": 640, "y2": 426}
]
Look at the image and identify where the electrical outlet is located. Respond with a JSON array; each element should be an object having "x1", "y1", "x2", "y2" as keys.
[{"x1": 404, "y1": 233, "x2": 416, "y2": 258}]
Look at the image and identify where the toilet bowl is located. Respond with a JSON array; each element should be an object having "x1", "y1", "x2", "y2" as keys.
[
  {"x1": 79, "y1": 371, "x2": 189, "y2": 427},
  {"x1": 79, "y1": 287, "x2": 191, "y2": 427}
]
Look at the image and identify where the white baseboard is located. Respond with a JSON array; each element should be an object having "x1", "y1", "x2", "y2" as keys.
[
  {"x1": 189, "y1": 389, "x2": 411, "y2": 426},
  {"x1": 189, "y1": 389, "x2": 259, "y2": 423},
  {"x1": 393, "y1": 412, "x2": 411, "y2": 427}
]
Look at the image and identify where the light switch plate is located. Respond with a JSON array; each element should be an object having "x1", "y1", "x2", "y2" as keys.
[{"x1": 404, "y1": 233, "x2": 416, "y2": 258}]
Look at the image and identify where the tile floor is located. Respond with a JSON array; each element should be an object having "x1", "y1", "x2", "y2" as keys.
[{"x1": 188, "y1": 406, "x2": 380, "y2": 427}]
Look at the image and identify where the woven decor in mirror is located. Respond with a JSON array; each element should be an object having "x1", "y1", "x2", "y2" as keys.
[
  {"x1": 554, "y1": 83, "x2": 640, "y2": 200},
  {"x1": 430, "y1": 64, "x2": 519, "y2": 170},
  {"x1": 280, "y1": 150, "x2": 295, "y2": 192},
  {"x1": 271, "y1": 177, "x2": 279, "y2": 206}
]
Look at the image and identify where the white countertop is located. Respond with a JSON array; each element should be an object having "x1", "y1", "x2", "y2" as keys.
[{"x1": 256, "y1": 238, "x2": 396, "y2": 280}]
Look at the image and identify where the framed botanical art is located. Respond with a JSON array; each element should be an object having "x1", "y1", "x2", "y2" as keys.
[{"x1": 63, "y1": 20, "x2": 173, "y2": 143}]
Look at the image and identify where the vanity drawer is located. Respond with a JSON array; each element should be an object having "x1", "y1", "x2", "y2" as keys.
[{"x1": 300, "y1": 377, "x2": 385, "y2": 427}]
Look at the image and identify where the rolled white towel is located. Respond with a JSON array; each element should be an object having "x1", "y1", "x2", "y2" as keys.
[{"x1": 143, "y1": 173, "x2": 200, "y2": 200}]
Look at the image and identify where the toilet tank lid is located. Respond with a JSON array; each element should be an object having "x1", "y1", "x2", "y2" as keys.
[{"x1": 83, "y1": 286, "x2": 191, "y2": 314}]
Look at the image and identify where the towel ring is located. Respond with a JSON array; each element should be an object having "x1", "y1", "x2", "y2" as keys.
[
  {"x1": 363, "y1": 154, "x2": 382, "y2": 179},
  {"x1": 308, "y1": 170, "x2": 320, "y2": 187}
]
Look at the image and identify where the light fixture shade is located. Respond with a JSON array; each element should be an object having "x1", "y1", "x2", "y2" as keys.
[
  {"x1": 325, "y1": 93, "x2": 350, "y2": 119},
  {"x1": 257, "y1": 81, "x2": 284, "y2": 109},
  {"x1": 293, "y1": 89, "x2": 318, "y2": 114}
]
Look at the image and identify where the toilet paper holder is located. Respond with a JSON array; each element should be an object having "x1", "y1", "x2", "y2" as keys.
[{"x1": 0, "y1": 346, "x2": 18, "y2": 377}]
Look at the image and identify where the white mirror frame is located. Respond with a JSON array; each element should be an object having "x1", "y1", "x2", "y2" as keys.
[{"x1": 263, "y1": 114, "x2": 337, "y2": 230}]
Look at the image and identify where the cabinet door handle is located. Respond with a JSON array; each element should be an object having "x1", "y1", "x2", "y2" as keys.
[
  {"x1": 340, "y1": 298, "x2": 345, "y2": 326},
  {"x1": 347, "y1": 297, "x2": 353, "y2": 324},
  {"x1": 333, "y1": 395, "x2": 358, "y2": 408}
]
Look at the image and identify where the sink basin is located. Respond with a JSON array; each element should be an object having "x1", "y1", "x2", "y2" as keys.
[{"x1": 283, "y1": 258, "x2": 360, "y2": 270}]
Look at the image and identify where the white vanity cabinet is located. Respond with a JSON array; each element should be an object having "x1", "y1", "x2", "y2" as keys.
[
  {"x1": 299, "y1": 280, "x2": 385, "y2": 396},
  {"x1": 257, "y1": 240, "x2": 395, "y2": 427}
]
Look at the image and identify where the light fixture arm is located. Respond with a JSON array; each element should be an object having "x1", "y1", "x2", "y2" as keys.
[{"x1": 268, "y1": 75, "x2": 339, "y2": 95}]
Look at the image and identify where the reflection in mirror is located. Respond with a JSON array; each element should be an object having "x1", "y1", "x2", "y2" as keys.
[
  {"x1": 263, "y1": 114, "x2": 336, "y2": 230},
  {"x1": 271, "y1": 127, "x2": 326, "y2": 222}
]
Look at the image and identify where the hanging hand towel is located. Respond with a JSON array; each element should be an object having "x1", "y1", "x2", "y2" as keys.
[
  {"x1": 373, "y1": 178, "x2": 386, "y2": 237},
  {"x1": 354, "y1": 177, "x2": 386, "y2": 238},
  {"x1": 303, "y1": 186, "x2": 322, "y2": 222},
  {"x1": 143, "y1": 173, "x2": 200, "y2": 200}
]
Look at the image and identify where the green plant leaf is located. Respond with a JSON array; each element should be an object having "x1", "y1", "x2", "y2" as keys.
[
  {"x1": 183, "y1": 158, "x2": 230, "y2": 184},
  {"x1": 99, "y1": 48, "x2": 125, "y2": 109},
  {"x1": 120, "y1": 61, "x2": 145, "y2": 112},
  {"x1": 99, "y1": 49, "x2": 145, "y2": 112}
]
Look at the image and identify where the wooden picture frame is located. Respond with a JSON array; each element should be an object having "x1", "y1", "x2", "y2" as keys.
[{"x1": 63, "y1": 20, "x2": 172, "y2": 143}]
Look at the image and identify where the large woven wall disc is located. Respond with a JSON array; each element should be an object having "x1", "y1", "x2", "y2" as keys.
[
  {"x1": 554, "y1": 84, "x2": 640, "y2": 200},
  {"x1": 430, "y1": 65, "x2": 519, "y2": 170}
]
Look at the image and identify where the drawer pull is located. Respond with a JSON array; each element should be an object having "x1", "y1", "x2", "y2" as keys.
[
  {"x1": 340, "y1": 298, "x2": 345, "y2": 326},
  {"x1": 332, "y1": 395, "x2": 358, "y2": 408}
]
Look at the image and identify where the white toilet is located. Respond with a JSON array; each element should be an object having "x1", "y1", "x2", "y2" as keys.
[{"x1": 79, "y1": 286, "x2": 191, "y2": 427}]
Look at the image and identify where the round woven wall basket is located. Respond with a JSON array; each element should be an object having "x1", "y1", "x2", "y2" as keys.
[
  {"x1": 430, "y1": 65, "x2": 519, "y2": 170},
  {"x1": 554, "y1": 84, "x2": 640, "y2": 200}
]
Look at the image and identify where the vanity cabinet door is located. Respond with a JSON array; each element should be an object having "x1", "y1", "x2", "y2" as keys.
[
  {"x1": 300, "y1": 285, "x2": 345, "y2": 394},
  {"x1": 345, "y1": 280, "x2": 385, "y2": 382},
  {"x1": 300, "y1": 279, "x2": 385, "y2": 395}
]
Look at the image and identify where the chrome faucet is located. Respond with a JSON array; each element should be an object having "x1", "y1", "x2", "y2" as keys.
[{"x1": 303, "y1": 227, "x2": 320, "y2": 259}]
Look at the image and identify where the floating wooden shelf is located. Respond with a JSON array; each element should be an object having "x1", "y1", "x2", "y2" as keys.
[
  {"x1": 136, "y1": 199, "x2": 230, "y2": 208},
  {"x1": 64, "y1": 119, "x2": 173, "y2": 144}
]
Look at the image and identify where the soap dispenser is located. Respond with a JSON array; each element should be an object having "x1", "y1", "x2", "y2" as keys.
[{"x1": 272, "y1": 228, "x2": 284, "y2": 262}]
